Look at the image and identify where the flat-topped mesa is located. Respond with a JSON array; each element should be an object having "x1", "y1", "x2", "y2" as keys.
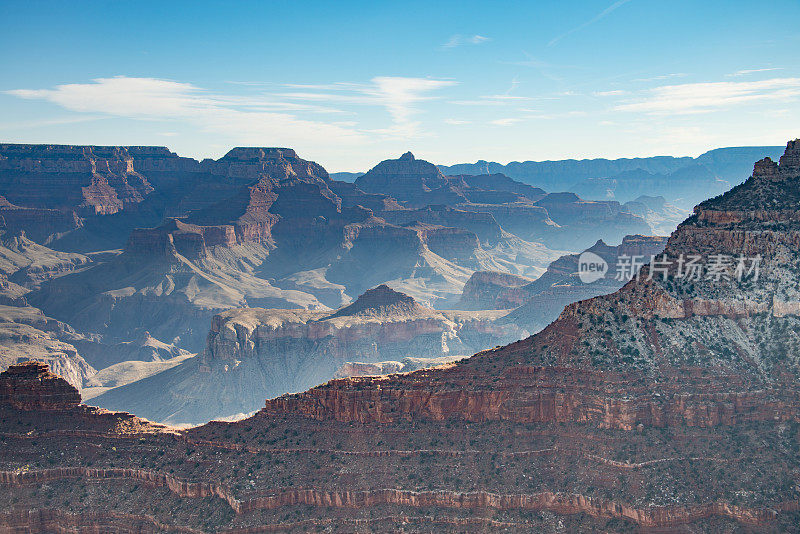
[
  {"x1": 0, "y1": 143, "x2": 176, "y2": 165},
  {"x1": 0, "y1": 361, "x2": 81, "y2": 411},
  {"x1": 124, "y1": 218, "x2": 237, "y2": 259},
  {"x1": 220, "y1": 147, "x2": 298, "y2": 161},
  {"x1": 0, "y1": 144, "x2": 186, "y2": 216},
  {"x1": 355, "y1": 152, "x2": 449, "y2": 199},
  {"x1": 325, "y1": 284, "x2": 427, "y2": 319},
  {"x1": 206, "y1": 147, "x2": 329, "y2": 183}
]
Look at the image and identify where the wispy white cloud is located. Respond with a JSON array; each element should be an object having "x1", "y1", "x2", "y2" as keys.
[
  {"x1": 519, "y1": 110, "x2": 588, "y2": 120},
  {"x1": 615, "y1": 77, "x2": 800, "y2": 115},
  {"x1": 7, "y1": 75, "x2": 458, "y2": 143},
  {"x1": 631, "y1": 73, "x2": 687, "y2": 83},
  {"x1": 593, "y1": 89, "x2": 627, "y2": 97},
  {"x1": 444, "y1": 118, "x2": 470, "y2": 125},
  {"x1": 504, "y1": 52, "x2": 550, "y2": 69},
  {"x1": 442, "y1": 34, "x2": 491, "y2": 49},
  {"x1": 370, "y1": 77, "x2": 456, "y2": 127},
  {"x1": 490, "y1": 118, "x2": 522, "y2": 126},
  {"x1": 548, "y1": 0, "x2": 633, "y2": 47},
  {"x1": 489, "y1": 110, "x2": 587, "y2": 126},
  {"x1": 6, "y1": 76, "x2": 364, "y2": 146},
  {"x1": 726, "y1": 67, "x2": 783, "y2": 77},
  {"x1": 0, "y1": 115, "x2": 107, "y2": 129},
  {"x1": 278, "y1": 76, "x2": 457, "y2": 137},
  {"x1": 451, "y1": 94, "x2": 534, "y2": 106}
]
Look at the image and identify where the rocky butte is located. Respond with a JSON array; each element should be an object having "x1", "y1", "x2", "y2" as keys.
[
  {"x1": 90, "y1": 285, "x2": 522, "y2": 425},
  {"x1": 1, "y1": 142, "x2": 800, "y2": 531}
]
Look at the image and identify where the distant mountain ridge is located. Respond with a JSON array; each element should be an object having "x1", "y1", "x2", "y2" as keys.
[{"x1": 438, "y1": 146, "x2": 784, "y2": 207}]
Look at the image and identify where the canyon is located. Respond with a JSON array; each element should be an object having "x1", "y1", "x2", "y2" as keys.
[
  {"x1": 0, "y1": 142, "x2": 799, "y2": 531},
  {"x1": 0, "y1": 142, "x2": 690, "y2": 409}
]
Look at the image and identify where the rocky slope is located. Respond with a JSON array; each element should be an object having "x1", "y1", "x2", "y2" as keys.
[
  {"x1": 0, "y1": 305, "x2": 95, "y2": 389},
  {"x1": 91, "y1": 285, "x2": 522, "y2": 424},
  {"x1": 4, "y1": 144, "x2": 800, "y2": 531},
  {"x1": 0, "y1": 228, "x2": 91, "y2": 293}
]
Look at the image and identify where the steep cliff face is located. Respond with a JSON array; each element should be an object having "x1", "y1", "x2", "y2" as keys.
[
  {"x1": 0, "y1": 361, "x2": 81, "y2": 410},
  {"x1": 90, "y1": 285, "x2": 521, "y2": 425},
  {"x1": 0, "y1": 144, "x2": 162, "y2": 216},
  {"x1": 0, "y1": 196, "x2": 83, "y2": 244}
]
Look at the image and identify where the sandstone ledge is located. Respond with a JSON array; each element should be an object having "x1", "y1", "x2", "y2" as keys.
[{"x1": 0, "y1": 467, "x2": 794, "y2": 528}]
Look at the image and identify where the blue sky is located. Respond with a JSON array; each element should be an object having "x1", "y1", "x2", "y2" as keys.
[{"x1": 1, "y1": 0, "x2": 799, "y2": 171}]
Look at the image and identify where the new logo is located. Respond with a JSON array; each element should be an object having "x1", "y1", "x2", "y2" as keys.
[{"x1": 577, "y1": 251, "x2": 608, "y2": 283}]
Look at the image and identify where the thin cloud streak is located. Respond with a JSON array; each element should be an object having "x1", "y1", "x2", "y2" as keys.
[
  {"x1": 442, "y1": 34, "x2": 491, "y2": 49},
  {"x1": 615, "y1": 77, "x2": 800, "y2": 115},
  {"x1": 726, "y1": 68, "x2": 783, "y2": 77},
  {"x1": 278, "y1": 76, "x2": 457, "y2": 137},
  {"x1": 548, "y1": 0, "x2": 633, "y2": 47},
  {"x1": 631, "y1": 73, "x2": 687, "y2": 83}
]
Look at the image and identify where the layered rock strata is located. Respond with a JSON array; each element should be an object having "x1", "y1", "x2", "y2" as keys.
[
  {"x1": 3, "y1": 145, "x2": 800, "y2": 531},
  {"x1": 91, "y1": 285, "x2": 522, "y2": 424}
]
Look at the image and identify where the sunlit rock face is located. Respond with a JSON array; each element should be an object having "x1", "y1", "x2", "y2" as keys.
[{"x1": 0, "y1": 361, "x2": 80, "y2": 410}]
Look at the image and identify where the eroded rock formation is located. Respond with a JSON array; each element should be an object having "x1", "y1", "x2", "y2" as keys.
[{"x1": 90, "y1": 285, "x2": 522, "y2": 424}]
